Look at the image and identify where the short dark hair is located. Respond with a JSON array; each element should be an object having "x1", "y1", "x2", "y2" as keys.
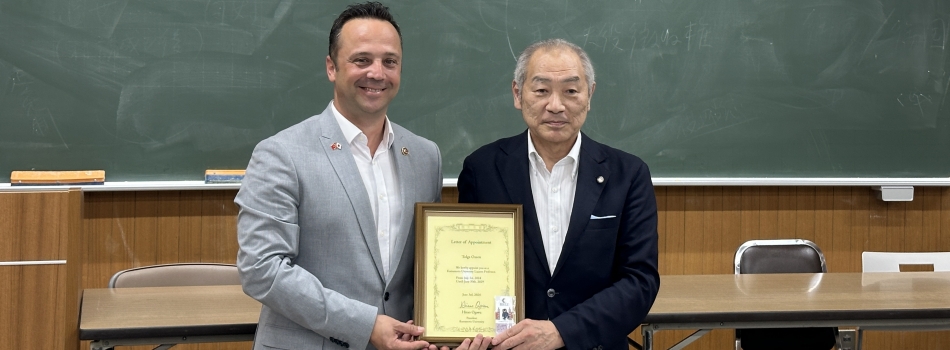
[{"x1": 328, "y1": 2, "x2": 402, "y2": 64}]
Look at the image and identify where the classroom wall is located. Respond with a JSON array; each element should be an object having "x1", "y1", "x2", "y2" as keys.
[
  {"x1": 81, "y1": 190, "x2": 244, "y2": 350},
  {"x1": 0, "y1": 191, "x2": 70, "y2": 350},
  {"x1": 647, "y1": 186, "x2": 950, "y2": 349},
  {"x1": 3, "y1": 186, "x2": 950, "y2": 350}
]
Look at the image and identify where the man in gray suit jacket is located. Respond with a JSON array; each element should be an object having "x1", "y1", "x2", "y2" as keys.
[{"x1": 235, "y1": 3, "x2": 442, "y2": 349}]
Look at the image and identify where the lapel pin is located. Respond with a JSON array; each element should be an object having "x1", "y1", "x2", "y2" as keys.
[
  {"x1": 401, "y1": 147, "x2": 409, "y2": 156},
  {"x1": 597, "y1": 176, "x2": 604, "y2": 183},
  {"x1": 330, "y1": 142, "x2": 342, "y2": 151}
]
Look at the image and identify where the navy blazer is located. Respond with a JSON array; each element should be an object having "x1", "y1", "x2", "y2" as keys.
[{"x1": 457, "y1": 131, "x2": 660, "y2": 350}]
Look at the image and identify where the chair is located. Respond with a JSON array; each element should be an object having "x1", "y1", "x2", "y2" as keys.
[
  {"x1": 857, "y1": 251, "x2": 950, "y2": 349},
  {"x1": 109, "y1": 262, "x2": 241, "y2": 288},
  {"x1": 102, "y1": 263, "x2": 243, "y2": 350},
  {"x1": 733, "y1": 239, "x2": 839, "y2": 350}
]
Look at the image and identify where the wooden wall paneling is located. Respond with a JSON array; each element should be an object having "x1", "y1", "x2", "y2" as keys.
[
  {"x1": 830, "y1": 187, "x2": 853, "y2": 272},
  {"x1": 905, "y1": 191, "x2": 925, "y2": 254},
  {"x1": 721, "y1": 187, "x2": 743, "y2": 272},
  {"x1": 705, "y1": 186, "x2": 738, "y2": 349},
  {"x1": 795, "y1": 187, "x2": 817, "y2": 244},
  {"x1": 702, "y1": 187, "x2": 724, "y2": 275},
  {"x1": 198, "y1": 190, "x2": 256, "y2": 349},
  {"x1": 220, "y1": 190, "x2": 240, "y2": 262},
  {"x1": 867, "y1": 189, "x2": 889, "y2": 253},
  {"x1": 0, "y1": 190, "x2": 75, "y2": 350},
  {"x1": 179, "y1": 190, "x2": 206, "y2": 262},
  {"x1": 886, "y1": 200, "x2": 907, "y2": 252},
  {"x1": 1, "y1": 265, "x2": 68, "y2": 350},
  {"x1": 758, "y1": 187, "x2": 778, "y2": 240},
  {"x1": 200, "y1": 190, "x2": 219, "y2": 262},
  {"x1": 661, "y1": 187, "x2": 686, "y2": 276},
  {"x1": 156, "y1": 191, "x2": 182, "y2": 263},
  {"x1": 0, "y1": 191, "x2": 69, "y2": 261},
  {"x1": 652, "y1": 181, "x2": 665, "y2": 350},
  {"x1": 852, "y1": 187, "x2": 871, "y2": 264},
  {"x1": 943, "y1": 187, "x2": 950, "y2": 254},
  {"x1": 79, "y1": 191, "x2": 248, "y2": 350},
  {"x1": 921, "y1": 187, "x2": 942, "y2": 253},
  {"x1": 80, "y1": 191, "x2": 119, "y2": 350},
  {"x1": 0, "y1": 267, "x2": 11, "y2": 349},
  {"x1": 133, "y1": 191, "x2": 160, "y2": 267},
  {"x1": 897, "y1": 187, "x2": 948, "y2": 350},
  {"x1": 888, "y1": 198, "x2": 915, "y2": 350},
  {"x1": 82, "y1": 192, "x2": 108, "y2": 288},
  {"x1": 63, "y1": 189, "x2": 83, "y2": 350},
  {"x1": 442, "y1": 186, "x2": 459, "y2": 204},
  {"x1": 682, "y1": 187, "x2": 705, "y2": 275},
  {"x1": 112, "y1": 191, "x2": 138, "y2": 284},
  {"x1": 112, "y1": 192, "x2": 139, "y2": 271},
  {"x1": 644, "y1": 186, "x2": 702, "y2": 350},
  {"x1": 199, "y1": 190, "x2": 239, "y2": 263},
  {"x1": 739, "y1": 187, "x2": 760, "y2": 245},
  {"x1": 812, "y1": 187, "x2": 834, "y2": 268},
  {"x1": 0, "y1": 194, "x2": 20, "y2": 260},
  {"x1": 34, "y1": 185, "x2": 950, "y2": 350},
  {"x1": 775, "y1": 187, "x2": 795, "y2": 239},
  {"x1": 82, "y1": 191, "x2": 137, "y2": 288},
  {"x1": 654, "y1": 186, "x2": 666, "y2": 271}
]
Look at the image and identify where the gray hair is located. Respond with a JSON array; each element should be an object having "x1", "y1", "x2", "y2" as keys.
[{"x1": 513, "y1": 38, "x2": 595, "y2": 95}]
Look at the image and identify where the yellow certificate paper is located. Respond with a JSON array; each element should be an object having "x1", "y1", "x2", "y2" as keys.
[{"x1": 414, "y1": 203, "x2": 524, "y2": 345}]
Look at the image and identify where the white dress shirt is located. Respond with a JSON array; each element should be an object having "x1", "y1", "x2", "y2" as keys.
[
  {"x1": 331, "y1": 103, "x2": 402, "y2": 278},
  {"x1": 527, "y1": 132, "x2": 582, "y2": 275}
]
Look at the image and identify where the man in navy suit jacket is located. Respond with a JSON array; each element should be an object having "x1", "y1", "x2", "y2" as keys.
[{"x1": 457, "y1": 38, "x2": 660, "y2": 350}]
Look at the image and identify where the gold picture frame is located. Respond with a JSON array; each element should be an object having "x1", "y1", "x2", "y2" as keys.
[{"x1": 413, "y1": 203, "x2": 525, "y2": 346}]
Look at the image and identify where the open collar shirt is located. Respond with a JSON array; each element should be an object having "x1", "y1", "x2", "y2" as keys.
[
  {"x1": 331, "y1": 102, "x2": 402, "y2": 278},
  {"x1": 527, "y1": 132, "x2": 582, "y2": 275}
]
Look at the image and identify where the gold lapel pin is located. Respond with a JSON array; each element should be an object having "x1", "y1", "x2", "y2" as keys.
[{"x1": 401, "y1": 147, "x2": 409, "y2": 156}]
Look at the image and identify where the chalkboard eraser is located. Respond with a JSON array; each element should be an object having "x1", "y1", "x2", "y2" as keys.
[
  {"x1": 205, "y1": 169, "x2": 245, "y2": 184},
  {"x1": 10, "y1": 170, "x2": 105, "y2": 186}
]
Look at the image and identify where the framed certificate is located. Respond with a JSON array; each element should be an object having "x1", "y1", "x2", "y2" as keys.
[{"x1": 414, "y1": 203, "x2": 525, "y2": 345}]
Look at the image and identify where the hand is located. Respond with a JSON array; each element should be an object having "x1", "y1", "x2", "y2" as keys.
[
  {"x1": 435, "y1": 333, "x2": 492, "y2": 350},
  {"x1": 399, "y1": 320, "x2": 420, "y2": 342},
  {"x1": 491, "y1": 319, "x2": 564, "y2": 350},
  {"x1": 370, "y1": 315, "x2": 430, "y2": 350}
]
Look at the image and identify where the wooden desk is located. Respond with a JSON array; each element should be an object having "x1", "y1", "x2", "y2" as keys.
[
  {"x1": 642, "y1": 272, "x2": 950, "y2": 350},
  {"x1": 80, "y1": 285, "x2": 261, "y2": 350}
]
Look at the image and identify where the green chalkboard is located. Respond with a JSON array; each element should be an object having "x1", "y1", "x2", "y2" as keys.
[{"x1": 2, "y1": 0, "x2": 949, "y2": 182}]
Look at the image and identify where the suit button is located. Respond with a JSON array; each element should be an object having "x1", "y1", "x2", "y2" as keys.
[
  {"x1": 546, "y1": 288, "x2": 556, "y2": 298},
  {"x1": 384, "y1": 292, "x2": 390, "y2": 301}
]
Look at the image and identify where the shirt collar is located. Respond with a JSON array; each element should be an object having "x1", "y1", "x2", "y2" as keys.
[
  {"x1": 527, "y1": 131, "x2": 582, "y2": 178},
  {"x1": 330, "y1": 101, "x2": 394, "y2": 149}
]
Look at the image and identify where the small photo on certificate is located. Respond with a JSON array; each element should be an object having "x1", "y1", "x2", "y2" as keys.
[{"x1": 494, "y1": 295, "x2": 516, "y2": 334}]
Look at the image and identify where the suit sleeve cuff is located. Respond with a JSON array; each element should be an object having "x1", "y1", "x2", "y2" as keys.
[{"x1": 324, "y1": 299, "x2": 378, "y2": 349}]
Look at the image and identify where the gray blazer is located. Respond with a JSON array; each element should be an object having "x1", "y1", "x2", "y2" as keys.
[{"x1": 235, "y1": 103, "x2": 442, "y2": 350}]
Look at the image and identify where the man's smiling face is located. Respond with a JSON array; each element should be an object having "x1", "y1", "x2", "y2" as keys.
[{"x1": 326, "y1": 18, "x2": 402, "y2": 121}]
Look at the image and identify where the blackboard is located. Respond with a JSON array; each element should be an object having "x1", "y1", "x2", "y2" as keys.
[{"x1": 2, "y1": 0, "x2": 949, "y2": 182}]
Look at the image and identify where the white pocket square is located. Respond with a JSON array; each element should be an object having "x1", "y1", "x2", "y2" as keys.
[{"x1": 590, "y1": 215, "x2": 616, "y2": 220}]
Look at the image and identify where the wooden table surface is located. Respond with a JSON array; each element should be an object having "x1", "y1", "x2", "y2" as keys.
[
  {"x1": 80, "y1": 272, "x2": 950, "y2": 341},
  {"x1": 646, "y1": 271, "x2": 950, "y2": 327},
  {"x1": 80, "y1": 285, "x2": 261, "y2": 340}
]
